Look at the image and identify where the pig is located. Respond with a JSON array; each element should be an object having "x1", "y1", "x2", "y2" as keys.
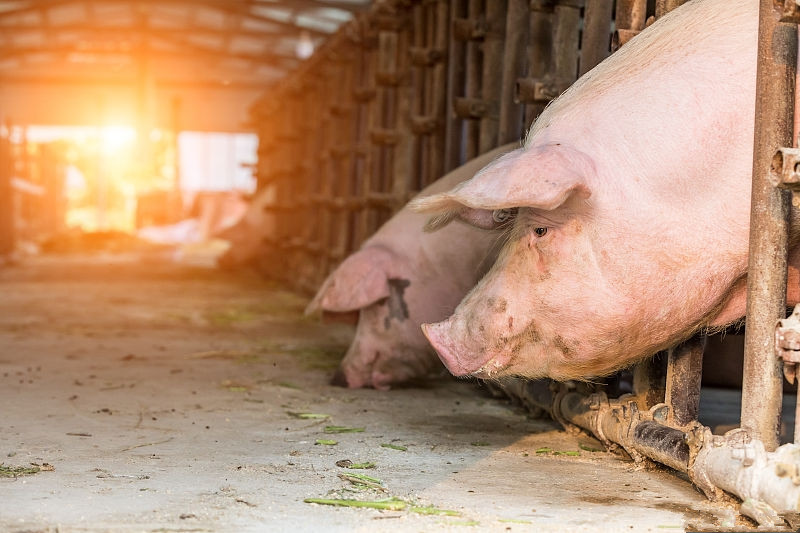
[
  {"x1": 217, "y1": 186, "x2": 279, "y2": 269},
  {"x1": 305, "y1": 144, "x2": 515, "y2": 389},
  {"x1": 412, "y1": 0, "x2": 800, "y2": 382}
]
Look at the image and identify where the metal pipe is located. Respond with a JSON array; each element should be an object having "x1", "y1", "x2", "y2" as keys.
[
  {"x1": 741, "y1": 0, "x2": 797, "y2": 452},
  {"x1": 665, "y1": 334, "x2": 705, "y2": 427}
]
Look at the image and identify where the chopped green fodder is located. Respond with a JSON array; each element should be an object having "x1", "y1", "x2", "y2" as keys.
[
  {"x1": 448, "y1": 520, "x2": 480, "y2": 526},
  {"x1": 410, "y1": 505, "x2": 460, "y2": 516},
  {"x1": 315, "y1": 439, "x2": 338, "y2": 446},
  {"x1": 499, "y1": 519, "x2": 533, "y2": 524},
  {"x1": 250, "y1": 294, "x2": 308, "y2": 318},
  {"x1": 304, "y1": 498, "x2": 407, "y2": 511},
  {"x1": 338, "y1": 473, "x2": 385, "y2": 491},
  {"x1": 349, "y1": 462, "x2": 377, "y2": 469},
  {"x1": 335, "y1": 460, "x2": 377, "y2": 469},
  {"x1": 305, "y1": 497, "x2": 460, "y2": 517},
  {"x1": 206, "y1": 308, "x2": 258, "y2": 326},
  {"x1": 324, "y1": 426, "x2": 365, "y2": 434},
  {"x1": 258, "y1": 341, "x2": 344, "y2": 371},
  {"x1": 579, "y1": 443, "x2": 603, "y2": 452},
  {"x1": 288, "y1": 412, "x2": 329, "y2": 420},
  {"x1": 0, "y1": 463, "x2": 52, "y2": 477},
  {"x1": 380, "y1": 443, "x2": 407, "y2": 451},
  {"x1": 534, "y1": 447, "x2": 580, "y2": 456}
]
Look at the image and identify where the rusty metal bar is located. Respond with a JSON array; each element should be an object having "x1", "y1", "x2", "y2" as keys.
[
  {"x1": 444, "y1": 0, "x2": 467, "y2": 171},
  {"x1": 741, "y1": 0, "x2": 797, "y2": 452},
  {"x1": 478, "y1": 0, "x2": 506, "y2": 152},
  {"x1": 654, "y1": 0, "x2": 687, "y2": 19},
  {"x1": 498, "y1": 0, "x2": 527, "y2": 144},
  {"x1": 428, "y1": 0, "x2": 450, "y2": 184},
  {"x1": 612, "y1": 0, "x2": 647, "y2": 49},
  {"x1": 550, "y1": 1, "x2": 580, "y2": 88},
  {"x1": 523, "y1": 2, "x2": 553, "y2": 129},
  {"x1": 464, "y1": 0, "x2": 483, "y2": 159},
  {"x1": 632, "y1": 351, "x2": 667, "y2": 411},
  {"x1": 665, "y1": 334, "x2": 705, "y2": 428},
  {"x1": 578, "y1": 0, "x2": 612, "y2": 76}
]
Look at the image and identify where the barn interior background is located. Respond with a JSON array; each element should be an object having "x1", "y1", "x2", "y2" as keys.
[{"x1": 3, "y1": 0, "x2": 800, "y2": 530}]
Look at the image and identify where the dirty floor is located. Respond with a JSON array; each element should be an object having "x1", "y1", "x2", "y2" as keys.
[{"x1": 0, "y1": 255, "x2": 771, "y2": 532}]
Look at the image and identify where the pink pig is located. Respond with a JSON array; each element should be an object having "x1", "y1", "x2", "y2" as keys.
[
  {"x1": 413, "y1": 0, "x2": 800, "y2": 381},
  {"x1": 305, "y1": 144, "x2": 515, "y2": 389}
]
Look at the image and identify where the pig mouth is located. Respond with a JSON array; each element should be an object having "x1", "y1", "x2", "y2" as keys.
[{"x1": 421, "y1": 323, "x2": 511, "y2": 377}]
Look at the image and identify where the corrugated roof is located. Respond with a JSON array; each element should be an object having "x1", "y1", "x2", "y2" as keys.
[{"x1": 0, "y1": 0, "x2": 370, "y2": 90}]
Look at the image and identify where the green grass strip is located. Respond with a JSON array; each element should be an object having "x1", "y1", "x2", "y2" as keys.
[
  {"x1": 324, "y1": 426, "x2": 365, "y2": 434},
  {"x1": 380, "y1": 443, "x2": 407, "y2": 451},
  {"x1": 288, "y1": 412, "x2": 329, "y2": 420},
  {"x1": 315, "y1": 439, "x2": 338, "y2": 446},
  {"x1": 0, "y1": 464, "x2": 40, "y2": 477},
  {"x1": 304, "y1": 498, "x2": 407, "y2": 511}
]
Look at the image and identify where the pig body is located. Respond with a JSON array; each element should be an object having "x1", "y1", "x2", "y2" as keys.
[
  {"x1": 305, "y1": 144, "x2": 514, "y2": 389},
  {"x1": 217, "y1": 187, "x2": 278, "y2": 269},
  {"x1": 414, "y1": 0, "x2": 800, "y2": 381}
]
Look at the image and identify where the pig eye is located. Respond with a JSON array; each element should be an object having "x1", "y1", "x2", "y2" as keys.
[
  {"x1": 492, "y1": 208, "x2": 517, "y2": 224},
  {"x1": 534, "y1": 227, "x2": 548, "y2": 237}
]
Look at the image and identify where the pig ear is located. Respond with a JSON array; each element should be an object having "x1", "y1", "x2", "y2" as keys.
[
  {"x1": 411, "y1": 145, "x2": 592, "y2": 230},
  {"x1": 304, "y1": 247, "x2": 395, "y2": 315}
]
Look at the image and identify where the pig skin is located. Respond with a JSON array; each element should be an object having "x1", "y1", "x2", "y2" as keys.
[
  {"x1": 413, "y1": 0, "x2": 800, "y2": 382},
  {"x1": 305, "y1": 144, "x2": 515, "y2": 389}
]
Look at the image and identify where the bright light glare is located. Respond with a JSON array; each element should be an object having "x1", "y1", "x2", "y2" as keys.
[{"x1": 101, "y1": 125, "x2": 136, "y2": 154}]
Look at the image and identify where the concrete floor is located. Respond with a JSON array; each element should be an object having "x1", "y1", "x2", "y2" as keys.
[{"x1": 0, "y1": 255, "x2": 773, "y2": 532}]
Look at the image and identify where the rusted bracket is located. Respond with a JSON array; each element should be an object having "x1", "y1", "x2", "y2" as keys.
[
  {"x1": 612, "y1": 29, "x2": 641, "y2": 50},
  {"x1": 352, "y1": 87, "x2": 376, "y2": 103},
  {"x1": 410, "y1": 115, "x2": 439, "y2": 135},
  {"x1": 780, "y1": 0, "x2": 800, "y2": 23},
  {"x1": 409, "y1": 47, "x2": 444, "y2": 67},
  {"x1": 770, "y1": 147, "x2": 800, "y2": 191},
  {"x1": 453, "y1": 97, "x2": 488, "y2": 119},
  {"x1": 452, "y1": 17, "x2": 487, "y2": 41},
  {"x1": 776, "y1": 305, "x2": 800, "y2": 383},
  {"x1": 529, "y1": 0, "x2": 554, "y2": 13},
  {"x1": 515, "y1": 76, "x2": 573, "y2": 103},
  {"x1": 369, "y1": 128, "x2": 401, "y2": 145},
  {"x1": 375, "y1": 71, "x2": 406, "y2": 87}
]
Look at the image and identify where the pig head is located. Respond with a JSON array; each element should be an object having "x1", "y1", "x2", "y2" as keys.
[
  {"x1": 412, "y1": 0, "x2": 799, "y2": 381},
  {"x1": 306, "y1": 144, "x2": 515, "y2": 389}
]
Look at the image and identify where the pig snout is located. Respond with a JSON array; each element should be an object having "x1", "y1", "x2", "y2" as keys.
[{"x1": 421, "y1": 319, "x2": 512, "y2": 378}]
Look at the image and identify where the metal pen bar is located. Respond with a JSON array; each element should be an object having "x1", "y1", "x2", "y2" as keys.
[{"x1": 741, "y1": 0, "x2": 797, "y2": 452}]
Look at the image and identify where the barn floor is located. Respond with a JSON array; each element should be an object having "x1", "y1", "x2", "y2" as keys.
[{"x1": 0, "y1": 254, "x2": 790, "y2": 532}]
